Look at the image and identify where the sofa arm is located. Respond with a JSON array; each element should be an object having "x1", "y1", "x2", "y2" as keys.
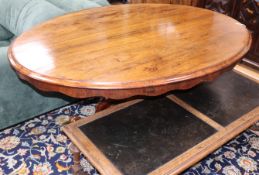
[
  {"x1": 46, "y1": 0, "x2": 103, "y2": 12},
  {"x1": 0, "y1": 47, "x2": 73, "y2": 130},
  {"x1": 0, "y1": 0, "x2": 65, "y2": 36},
  {"x1": 0, "y1": 25, "x2": 13, "y2": 41}
]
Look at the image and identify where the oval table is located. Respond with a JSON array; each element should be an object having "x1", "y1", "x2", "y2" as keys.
[
  {"x1": 8, "y1": 4, "x2": 253, "y2": 175},
  {"x1": 8, "y1": 4, "x2": 251, "y2": 100}
]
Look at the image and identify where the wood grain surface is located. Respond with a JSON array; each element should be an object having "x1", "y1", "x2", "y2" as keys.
[{"x1": 8, "y1": 4, "x2": 251, "y2": 99}]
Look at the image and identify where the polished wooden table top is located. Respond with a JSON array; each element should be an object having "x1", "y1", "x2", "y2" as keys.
[{"x1": 8, "y1": 4, "x2": 251, "y2": 99}]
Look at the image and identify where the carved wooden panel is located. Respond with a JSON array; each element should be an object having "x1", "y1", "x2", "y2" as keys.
[
  {"x1": 237, "y1": 0, "x2": 259, "y2": 68},
  {"x1": 198, "y1": 0, "x2": 259, "y2": 69},
  {"x1": 128, "y1": 0, "x2": 170, "y2": 3},
  {"x1": 237, "y1": 0, "x2": 259, "y2": 30},
  {"x1": 202, "y1": 0, "x2": 239, "y2": 16},
  {"x1": 129, "y1": 0, "x2": 199, "y2": 5},
  {"x1": 171, "y1": 0, "x2": 199, "y2": 6},
  {"x1": 142, "y1": 0, "x2": 171, "y2": 3}
]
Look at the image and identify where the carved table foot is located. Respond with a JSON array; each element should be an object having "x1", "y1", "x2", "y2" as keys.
[
  {"x1": 70, "y1": 143, "x2": 88, "y2": 175},
  {"x1": 66, "y1": 116, "x2": 88, "y2": 175},
  {"x1": 66, "y1": 98, "x2": 113, "y2": 174}
]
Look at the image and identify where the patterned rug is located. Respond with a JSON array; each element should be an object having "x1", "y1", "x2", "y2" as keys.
[{"x1": 0, "y1": 100, "x2": 258, "y2": 175}]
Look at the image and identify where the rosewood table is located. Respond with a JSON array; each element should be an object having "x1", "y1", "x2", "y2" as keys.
[{"x1": 8, "y1": 4, "x2": 254, "y2": 175}]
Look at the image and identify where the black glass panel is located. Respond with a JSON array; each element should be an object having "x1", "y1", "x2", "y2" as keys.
[
  {"x1": 80, "y1": 97, "x2": 215, "y2": 175},
  {"x1": 174, "y1": 71, "x2": 259, "y2": 126}
]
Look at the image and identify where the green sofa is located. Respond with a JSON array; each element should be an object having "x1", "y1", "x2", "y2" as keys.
[{"x1": 0, "y1": 0, "x2": 109, "y2": 130}]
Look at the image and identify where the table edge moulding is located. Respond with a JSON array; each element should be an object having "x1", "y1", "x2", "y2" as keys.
[{"x1": 8, "y1": 4, "x2": 252, "y2": 99}]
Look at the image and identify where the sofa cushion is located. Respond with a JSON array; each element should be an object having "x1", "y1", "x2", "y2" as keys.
[
  {"x1": 90, "y1": 0, "x2": 110, "y2": 6},
  {"x1": 0, "y1": 47, "x2": 72, "y2": 130},
  {"x1": 0, "y1": 40, "x2": 10, "y2": 47},
  {"x1": 0, "y1": 0, "x2": 65, "y2": 36},
  {"x1": 0, "y1": 25, "x2": 13, "y2": 41},
  {"x1": 46, "y1": 0, "x2": 102, "y2": 12}
]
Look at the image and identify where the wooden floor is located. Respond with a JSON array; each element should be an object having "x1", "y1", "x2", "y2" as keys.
[{"x1": 234, "y1": 64, "x2": 259, "y2": 83}]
